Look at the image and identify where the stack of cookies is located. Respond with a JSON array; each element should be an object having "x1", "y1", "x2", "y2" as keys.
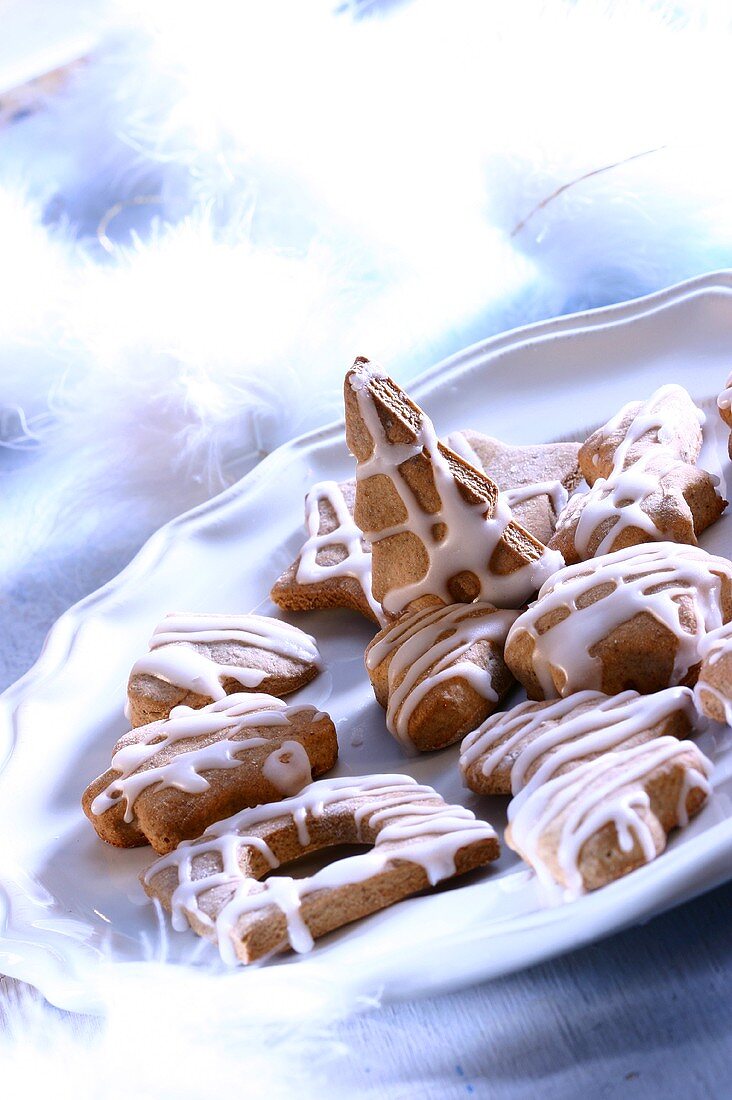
[{"x1": 82, "y1": 357, "x2": 732, "y2": 964}]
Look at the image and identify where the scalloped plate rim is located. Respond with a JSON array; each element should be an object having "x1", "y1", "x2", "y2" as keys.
[{"x1": 3, "y1": 268, "x2": 732, "y2": 1012}]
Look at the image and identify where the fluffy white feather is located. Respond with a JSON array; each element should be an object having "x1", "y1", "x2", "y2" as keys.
[
  {"x1": 3, "y1": 0, "x2": 732, "y2": 540},
  {"x1": 29, "y1": 215, "x2": 530, "y2": 526},
  {"x1": 0, "y1": 965, "x2": 375, "y2": 1099},
  {"x1": 0, "y1": 185, "x2": 77, "y2": 423}
]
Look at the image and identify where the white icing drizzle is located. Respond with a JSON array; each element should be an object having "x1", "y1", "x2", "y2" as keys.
[
  {"x1": 130, "y1": 613, "x2": 321, "y2": 700},
  {"x1": 460, "y1": 687, "x2": 696, "y2": 796},
  {"x1": 506, "y1": 542, "x2": 732, "y2": 698},
  {"x1": 568, "y1": 450, "x2": 662, "y2": 556},
  {"x1": 503, "y1": 481, "x2": 569, "y2": 515},
  {"x1": 695, "y1": 678, "x2": 732, "y2": 725},
  {"x1": 261, "y1": 740, "x2": 313, "y2": 796},
  {"x1": 695, "y1": 621, "x2": 732, "y2": 724},
  {"x1": 717, "y1": 370, "x2": 732, "y2": 412},
  {"x1": 366, "y1": 602, "x2": 518, "y2": 748},
  {"x1": 698, "y1": 619, "x2": 732, "y2": 664},
  {"x1": 507, "y1": 736, "x2": 712, "y2": 899},
  {"x1": 446, "y1": 431, "x2": 569, "y2": 517},
  {"x1": 350, "y1": 364, "x2": 563, "y2": 614},
  {"x1": 444, "y1": 430, "x2": 484, "y2": 472},
  {"x1": 91, "y1": 693, "x2": 320, "y2": 822},
  {"x1": 595, "y1": 384, "x2": 704, "y2": 467},
  {"x1": 698, "y1": 398, "x2": 728, "y2": 505},
  {"x1": 557, "y1": 384, "x2": 707, "y2": 559},
  {"x1": 145, "y1": 774, "x2": 496, "y2": 963},
  {"x1": 293, "y1": 480, "x2": 386, "y2": 625}
]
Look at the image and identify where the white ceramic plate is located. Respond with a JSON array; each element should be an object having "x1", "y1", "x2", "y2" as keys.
[{"x1": 3, "y1": 271, "x2": 732, "y2": 1015}]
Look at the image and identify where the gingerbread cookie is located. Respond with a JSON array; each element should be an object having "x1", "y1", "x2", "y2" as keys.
[
  {"x1": 344, "y1": 358, "x2": 563, "y2": 616},
  {"x1": 550, "y1": 456, "x2": 724, "y2": 565},
  {"x1": 695, "y1": 622, "x2": 732, "y2": 724},
  {"x1": 549, "y1": 385, "x2": 724, "y2": 564},
  {"x1": 504, "y1": 542, "x2": 732, "y2": 700},
  {"x1": 365, "y1": 599, "x2": 518, "y2": 752},
  {"x1": 127, "y1": 613, "x2": 322, "y2": 727},
  {"x1": 460, "y1": 686, "x2": 696, "y2": 796},
  {"x1": 447, "y1": 430, "x2": 582, "y2": 545},
  {"x1": 83, "y1": 694, "x2": 338, "y2": 853},
  {"x1": 505, "y1": 735, "x2": 711, "y2": 897},
  {"x1": 273, "y1": 433, "x2": 580, "y2": 625},
  {"x1": 579, "y1": 383, "x2": 704, "y2": 484},
  {"x1": 270, "y1": 480, "x2": 385, "y2": 625},
  {"x1": 142, "y1": 774, "x2": 500, "y2": 964}
]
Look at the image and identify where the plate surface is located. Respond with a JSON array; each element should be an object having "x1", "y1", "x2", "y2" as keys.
[{"x1": 3, "y1": 271, "x2": 732, "y2": 1014}]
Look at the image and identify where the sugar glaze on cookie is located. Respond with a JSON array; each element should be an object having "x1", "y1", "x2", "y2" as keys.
[
  {"x1": 261, "y1": 740, "x2": 314, "y2": 795},
  {"x1": 506, "y1": 736, "x2": 712, "y2": 900},
  {"x1": 698, "y1": 620, "x2": 732, "y2": 666},
  {"x1": 582, "y1": 384, "x2": 704, "y2": 481},
  {"x1": 366, "y1": 601, "x2": 518, "y2": 747},
  {"x1": 144, "y1": 774, "x2": 498, "y2": 963},
  {"x1": 461, "y1": 686, "x2": 696, "y2": 796},
  {"x1": 504, "y1": 481, "x2": 569, "y2": 514},
  {"x1": 348, "y1": 363, "x2": 563, "y2": 613},
  {"x1": 551, "y1": 385, "x2": 722, "y2": 562},
  {"x1": 91, "y1": 694, "x2": 327, "y2": 821},
  {"x1": 506, "y1": 542, "x2": 732, "y2": 699},
  {"x1": 130, "y1": 613, "x2": 321, "y2": 701},
  {"x1": 695, "y1": 621, "x2": 732, "y2": 724},
  {"x1": 718, "y1": 371, "x2": 732, "y2": 418},
  {"x1": 294, "y1": 480, "x2": 384, "y2": 622}
]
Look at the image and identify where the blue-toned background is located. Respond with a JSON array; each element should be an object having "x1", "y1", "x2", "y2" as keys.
[{"x1": 1, "y1": 1, "x2": 732, "y2": 1094}]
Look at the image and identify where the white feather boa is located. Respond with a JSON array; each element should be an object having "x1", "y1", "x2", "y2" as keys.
[
  {"x1": 3, "y1": 0, "x2": 732, "y2": 1090},
  {"x1": 3, "y1": 0, "x2": 732, "y2": 558},
  {"x1": 1, "y1": 965, "x2": 375, "y2": 1099}
]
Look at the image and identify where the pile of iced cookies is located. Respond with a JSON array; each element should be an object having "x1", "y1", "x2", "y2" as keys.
[{"x1": 82, "y1": 357, "x2": 732, "y2": 966}]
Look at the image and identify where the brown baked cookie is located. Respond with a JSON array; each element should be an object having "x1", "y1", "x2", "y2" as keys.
[
  {"x1": 504, "y1": 735, "x2": 711, "y2": 896},
  {"x1": 82, "y1": 693, "x2": 338, "y2": 853},
  {"x1": 504, "y1": 542, "x2": 732, "y2": 700},
  {"x1": 344, "y1": 357, "x2": 563, "y2": 617},
  {"x1": 272, "y1": 432, "x2": 580, "y2": 625},
  {"x1": 460, "y1": 686, "x2": 696, "y2": 796},
  {"x1": 270, "y1": 480, "x2": 384, "y2": 625},
  {"x1": 365, "y1": 598, "x2": 518, "y2": 752},
  {"x1": 447, "y1": 430, "x2": 582, "y2": 545},
  {"x1": 695, "y1": 622, "x2": 732, "y2": 724},
  {"x1": 579, "y1": 383, "x2": 703, "y2": 485},
  {"x1": 142, "y1": 774, "x2": 500, "y2": 964},
  {"x1": 549, "y1": 385, "x2": 724, "y2": 565},
  {"x1": 127, "y1": 613, "x2": 322, "y2": 728},
  {"x1": 550, "y1": 452, "x2": 725, "y2": 566}
]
